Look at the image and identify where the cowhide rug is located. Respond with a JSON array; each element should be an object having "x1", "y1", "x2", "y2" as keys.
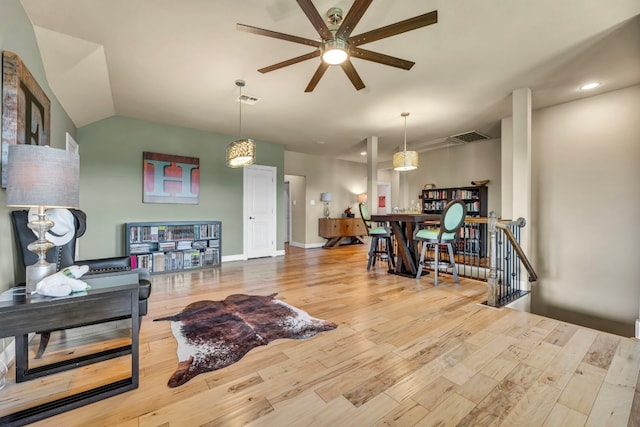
[{"x1": 155, "y1": 293, "x2": 337, "y2": 387}]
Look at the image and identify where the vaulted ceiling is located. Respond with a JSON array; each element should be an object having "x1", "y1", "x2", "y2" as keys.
[{"x1": 20, "y1": 0, "x2": 640, "y2": 164}]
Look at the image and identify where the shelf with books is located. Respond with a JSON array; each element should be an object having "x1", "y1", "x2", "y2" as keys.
[
  {"x1": 421, "y1": 185, "x2": 488, "y2": 257},
  {"x1": 125, "y1": 221, "x2": 221, "y2": 274}
]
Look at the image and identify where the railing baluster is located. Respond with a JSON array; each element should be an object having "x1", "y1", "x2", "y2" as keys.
[{"x1": 420, "y1": 213, "x2": 536, "y2": 307}]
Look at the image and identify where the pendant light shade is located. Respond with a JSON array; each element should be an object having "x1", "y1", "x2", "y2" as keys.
[
  {"x1": 226, "y1": 138, "x2": 255, "y2": 168},
  {"x1": 393, "y1": 112, "x2": 418, "y2": 171},
  {"x1": 226, "y1": 80, "x2": 256, "y2": 168}
]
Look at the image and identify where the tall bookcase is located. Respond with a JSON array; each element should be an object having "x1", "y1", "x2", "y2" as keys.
[
  {"x1": 125, "y1": 221, "x2": 221, "y2": 274},
  {"x1": 422, "y1": 186, "x2": 488, "y2": 256}
]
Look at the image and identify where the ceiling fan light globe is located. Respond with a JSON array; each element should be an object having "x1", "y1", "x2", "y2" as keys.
[{"x1": 322, "y1": 39, "x2": 348, "y2": 65}]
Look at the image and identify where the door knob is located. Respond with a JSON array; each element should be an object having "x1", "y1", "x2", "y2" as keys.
[{"x1": 249, "y1": 216, "x2": 255, "y2": 220}]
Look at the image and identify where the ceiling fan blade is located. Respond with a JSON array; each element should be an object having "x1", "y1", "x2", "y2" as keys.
[
  {"x1": 305, "y1": 62, "x2": 330, "y2": 92},
  {"x1": 258, "y1": 51, "x2": 321, "y2": 74},
  {"x1": 237, "y1": 23, "x2": 321, "y2": 48},
  {"x1": 349, "y1": 10, "x2": 438, "y2": 46},
  {"x1": 296, "y1": 0, "x2": 332, "y2": 40},
  {"x1": 340, "y1": 60, "x2": 365, "y2": 91},
  {"x1": 335, "y1": 0, "x2": 373, "y2": 40},
  {"x1": 350, "y1": 47, "x2": 415, "y2": 70}
]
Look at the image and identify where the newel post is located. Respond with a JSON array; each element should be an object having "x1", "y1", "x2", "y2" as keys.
[{"x1": 487, "y1": 211, "x2": 499, "y2": 306}]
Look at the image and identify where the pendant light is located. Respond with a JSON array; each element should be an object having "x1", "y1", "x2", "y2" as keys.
[
  {"x1": 392, "y1": 112, "x2": 418, "y2": 171},
  {"x1": 226, "y1": 80, "x2": 256, "y2": 168}
]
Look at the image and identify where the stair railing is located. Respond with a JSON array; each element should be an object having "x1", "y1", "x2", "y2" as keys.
[{"x1": 487, "y1": 211, "x2": 537, "y2": 306}]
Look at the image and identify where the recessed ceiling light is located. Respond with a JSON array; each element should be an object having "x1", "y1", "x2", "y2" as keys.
[
  {"x1": 360, "y1": 151, "x2": 367, "y2": 156},
  {"x1": 580, "y1": 82, "x2": 600, "y2": 91},
  {"x1": 317, "y1": 141, "x2": 326, "y2": 145}
]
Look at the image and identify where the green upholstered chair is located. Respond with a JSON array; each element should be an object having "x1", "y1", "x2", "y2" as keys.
[
  {"x1": 414, "y1": 200, "x2": 467, "y2": 284},
  {"x1": 359, "y1": 203, "x2": 395, "y2": 271}
]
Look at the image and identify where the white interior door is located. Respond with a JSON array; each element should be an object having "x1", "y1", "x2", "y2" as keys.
[{"x1": 244, "y1": 165, "x2": 276, "y2": 259}]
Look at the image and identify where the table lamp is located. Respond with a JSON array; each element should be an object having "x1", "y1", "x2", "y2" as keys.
[
  {"x1": 6, "y1": 144, "x2": 80, "y2": 293},
  {"x1": 320, "y1": 192, "x2": 332, "y2": 218}
]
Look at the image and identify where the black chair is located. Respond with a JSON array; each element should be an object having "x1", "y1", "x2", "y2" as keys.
[
  {"x1": 11, "y1": 209, "x2": 152, "y2": 358},
  {"x1": 359, "y1": 203, "x2": 395, "y2": 271}
]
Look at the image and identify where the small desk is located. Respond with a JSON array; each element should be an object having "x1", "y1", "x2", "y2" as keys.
[
  {"x1": 0, "y1": 272, "x2": 140, "y2": 427},
  {"x1": 371, "y1": 213, "x2": 439, "y2": 277},
  {"x1": 318, "y1": 218, "x2": 366, "y2": 248}
]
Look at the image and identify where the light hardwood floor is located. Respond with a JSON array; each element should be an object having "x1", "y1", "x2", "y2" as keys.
[{"x1": 2, "y1": 244, "x2": 640, "y2": 426}]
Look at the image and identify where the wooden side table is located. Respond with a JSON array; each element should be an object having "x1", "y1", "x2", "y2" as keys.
[
  {"x1": 318, "y1": 217, "x2": 367, "y2": 248},
  {"x1": 0, "y1": 271, "x2": 140, "y2": 426}
]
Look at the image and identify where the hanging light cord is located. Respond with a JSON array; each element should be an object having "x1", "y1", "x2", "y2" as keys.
[
  {"x1": 402, "y1": 112, "x2": 410, "y2": 153},
  {"x1": 238, "y1": 85, "x2": 242, "y2": 139},
  {"x1": 403, "y1": 114, "x2": 407, "y2": 152}
]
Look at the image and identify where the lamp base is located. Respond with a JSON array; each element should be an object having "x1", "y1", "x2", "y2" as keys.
[{"x1": 26, "y1": 262, "x2": 56, "y2": 294}]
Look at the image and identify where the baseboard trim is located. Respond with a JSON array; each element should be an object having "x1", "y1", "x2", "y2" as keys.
[{"x1": 222, "y1": 254, "x2": 245, "y2": 263}]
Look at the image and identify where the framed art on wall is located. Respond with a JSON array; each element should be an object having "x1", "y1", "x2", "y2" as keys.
[
  {"x1": 1, "y1": 51, "x2": 51, "y2": 188},
  {"x1": 143, "y1": 152, "x2": 200, "y2": 204}
]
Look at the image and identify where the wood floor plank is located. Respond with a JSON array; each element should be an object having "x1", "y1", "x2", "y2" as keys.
[
  {"x1": 558, "y1": 362, "x2": 607, "y2": 415},
  {"x1": 0, "y1": 244, "x2": 634, "y2": 427},
  {"x1": 542, "y1": 403, "x2": 588, "y2": 427}
]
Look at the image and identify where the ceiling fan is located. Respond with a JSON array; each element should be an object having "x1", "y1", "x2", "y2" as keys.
[{"x1": 237, "y1": 0, "x2": 438, "y2": 92}]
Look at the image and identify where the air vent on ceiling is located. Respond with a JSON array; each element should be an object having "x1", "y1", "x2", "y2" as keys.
[
  {"x1": 448, "y1": 131, "x2": 490, "y2": 143},
  {"x1": 237, "y1": 94, "x2": 260, "y2": 105}
]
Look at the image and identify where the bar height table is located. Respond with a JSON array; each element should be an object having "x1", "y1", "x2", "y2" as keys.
[{"x1": 370, "y1": 213, "x2": 440, "y2": 278}]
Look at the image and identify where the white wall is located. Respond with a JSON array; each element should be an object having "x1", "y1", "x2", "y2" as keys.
[
  {"x1": 285, "y1": 152, "x2": 368, "y2": 246},
  {"x1": 285, "y1": 174, "x2": 307, "y2": 247},
  {"x1": 406, "y1": 139, "x2": 502, "y2": 215},
  {"x1": 530, "y1": 85, "x2": 640, "y2": 336}
]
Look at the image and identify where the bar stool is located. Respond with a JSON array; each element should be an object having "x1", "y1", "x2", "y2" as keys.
[
  {"x1": 359, "y1": 203, "x2": 395, "y2": 270},
  {"x1": 414, "y1": 200, "x2": 466, "y2": 285}
]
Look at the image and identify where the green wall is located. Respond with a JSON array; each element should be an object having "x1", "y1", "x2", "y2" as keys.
[
  {"x1": 77, "y1": 116, "x2": 285, "y2": 259},
  {"x1": 0, "y1": 0, "x2": 77, "y2": 290}
]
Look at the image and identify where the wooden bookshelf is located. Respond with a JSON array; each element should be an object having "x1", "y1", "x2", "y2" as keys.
[
  {"x1": 124, "y1": 221, "x2": 221, "y2": 274},
  {"x1": 422, "y1": 186, "x2": 488, "y2": 257}
]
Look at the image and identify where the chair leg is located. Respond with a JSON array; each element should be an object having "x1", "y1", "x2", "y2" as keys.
[
  {"x1": 35, "y1": 332, "x2": 51, "y2": 359},
  {"x1": 416, "y1": 241, "x2": 428, "y2": 278},
  {"x1": 433, "y1": 243, "x2": 440, "y2": 286},
  {"x1": 447, "y1": 243, "x2": 460, "y2": 283},
  {"x1": 386, "y1": 237, "x2": 395, "y2": 270},
  {"x1": 367, "y1": 236, "x2": 378, "y2": 270}
]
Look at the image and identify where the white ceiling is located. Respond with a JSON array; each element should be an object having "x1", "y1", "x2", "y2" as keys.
[{"x1": 20, "y1": 0, "x2": 640, "y2": 164}]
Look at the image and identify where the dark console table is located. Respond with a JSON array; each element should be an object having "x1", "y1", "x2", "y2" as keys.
[{"x1": 0, "y1": 271, "x2": 140, "y2": 426}]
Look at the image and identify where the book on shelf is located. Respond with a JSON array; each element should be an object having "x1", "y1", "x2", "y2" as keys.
[
  {"x1": 191, "y1": 240, "x2": 207, "y2": 250},
  {"x1": 177, "y1": 241, "x2": 193, "y2": 250},
  {"x1": 136, "y1": 254, "x2": 152, "y2": 271},
  {"x1": 157, "y1": 225, "x2": 167, "y2": 241},
  {"x1": 153, "y1": 252, "x2": 165, "y2": 272},
  {"x1": 129, "y1": 227, "x2": 140, "y2": 243},
  {"x1": 190, "y1": 250, "x2": 201, "y2": 268},
  {"x1": 130, "y1": 243, "x2": 152, "y2": 253},
  {"x1": 158, "y1": 241, "x2": 176, "y2": 251}
]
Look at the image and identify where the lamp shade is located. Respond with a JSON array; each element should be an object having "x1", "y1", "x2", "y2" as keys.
[
  {"x1": 6, "y1": 144, "x2": 79, "y2": 208},
  {"x1": 320, "y1": 192, "x2": 332, "y2": 202},
  {"x1": 357, "y1": 194, "x2": 367, "y2": 203},
  {"x1": 226, "y1": 138, "x2": 256, "y2": 168},
  {"x1": 393, "y1": 150, "x2": 419, "y2": 171}
]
